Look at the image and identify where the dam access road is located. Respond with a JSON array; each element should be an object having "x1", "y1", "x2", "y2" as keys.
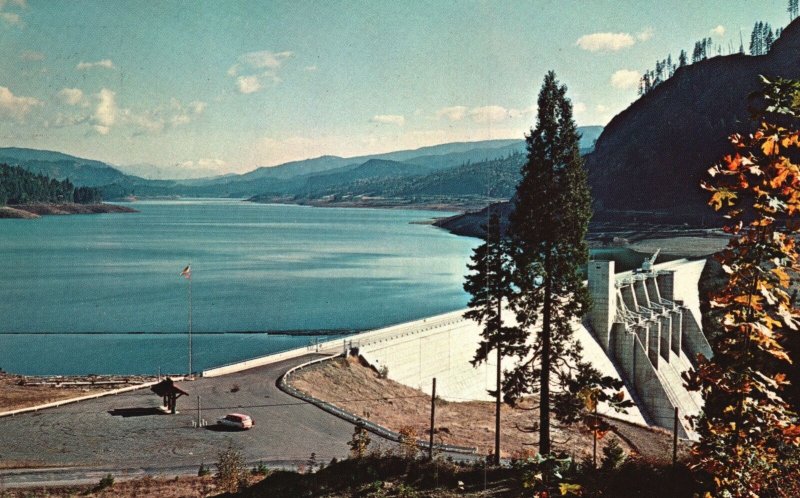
[{"x1": 0, "y1": 354, "x2": 364, "y2": 487}]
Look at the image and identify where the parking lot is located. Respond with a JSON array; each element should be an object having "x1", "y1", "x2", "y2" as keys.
[{"x1": 0, "y1": 355, "x2": 357, "y2": 479}]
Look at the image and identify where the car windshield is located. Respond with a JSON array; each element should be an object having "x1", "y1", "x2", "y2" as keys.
[{"x1": 225, "y1": 415, "x2": 242, "y2": 421}]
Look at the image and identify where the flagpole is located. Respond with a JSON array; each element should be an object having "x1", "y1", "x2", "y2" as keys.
[{"x1": 188, "y1": 268, "x2": 193, "y2": 377}]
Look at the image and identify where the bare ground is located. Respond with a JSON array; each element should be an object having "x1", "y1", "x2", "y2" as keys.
[
  {"x1": 0, "y1": 372, "x2": 156, "y2": 412},
  {"x1": 0, "y1": 475, "x2": 223, "y2": 497},
  {"x1": 289, "y1": 356, "x2": 655, "y2": 461}
]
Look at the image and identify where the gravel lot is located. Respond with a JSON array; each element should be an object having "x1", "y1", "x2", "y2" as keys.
[{"x1": 0, "y1": 355, "x2": 355, "y2": 479}]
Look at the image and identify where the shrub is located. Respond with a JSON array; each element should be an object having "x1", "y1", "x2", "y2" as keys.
[
  {"x1": 96, "y1": 473, "x2": 114, "y2": 490},
  {"x1": 600, "y1": 438, "x2": 626, "y2": 471},
  {"x1": 216, "y1": 446, "x2": 247, "y2": 492},
  {"x1": 397, "y1": 425, "x2": 419, "y2": 460},
  {"x1": 198, "y1": 462, "x2": 211, "y2": 476},
  {"x1": 349, "y1": 424, "x2": 372, "y2": 458}
]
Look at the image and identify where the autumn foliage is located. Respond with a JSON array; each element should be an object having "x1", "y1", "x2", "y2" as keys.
[{"x1": 692, "y1": 76, "x2": 800, "y2": 496}]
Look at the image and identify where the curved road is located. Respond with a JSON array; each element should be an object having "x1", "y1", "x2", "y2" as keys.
[{"x1": 0, "y1": 355, "x2": 364, "y2": 487}]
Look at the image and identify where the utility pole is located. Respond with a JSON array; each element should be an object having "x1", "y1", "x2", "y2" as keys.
[
  {"x1": 197, "y1": 395, "x2": 202, "y2": 428},
  {"x1": 593, "y1": 402, "x2": 598, "y2": 469},
  {"x1": 494, "y1": 347, "x2": 501, "y2": 466},
  {"x1": 672, "y1": 407, "x2": 679, "y2": 467},
  {"x1": 428, "y1": 377, "x2": 437, "y2": 460}
]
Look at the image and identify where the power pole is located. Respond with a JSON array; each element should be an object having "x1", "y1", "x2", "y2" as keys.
[
  {"x1": 197, "y1": 395, "x2": 202, "y2": 428},
  {"x1": 672, "y1": 407, "x2": 679, "y2": 467},
  {"x1": 428, "y1": 377, "x2": 437, "y2": 460},
  {"x1": 494, "y1": 347, "x2": 501, "y2": 466}
]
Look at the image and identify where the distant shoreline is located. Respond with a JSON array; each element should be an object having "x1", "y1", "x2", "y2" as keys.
[{"x1": 0, "y1": 203, "x2": 138, "y2": 219}]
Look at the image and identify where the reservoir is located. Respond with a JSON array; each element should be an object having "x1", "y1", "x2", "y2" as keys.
[
  {"x1": 0, "y1": 200, "x2": 476, "y2": 374},
  {"x1": 0, "y1": 199, "x2": 652, "y2": 375}
]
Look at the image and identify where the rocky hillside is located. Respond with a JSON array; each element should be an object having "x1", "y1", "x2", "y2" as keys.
[{"x1": 586, "y1": 17, "x2": 800, "y2": 222}]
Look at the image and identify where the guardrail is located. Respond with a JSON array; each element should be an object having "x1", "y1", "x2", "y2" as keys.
[
  {"x1": 0, "y1": 378, "x2": 184, "y2": 418},
  {"x1": 278, "y1": 354, "x2": 477, "y2": 455}
]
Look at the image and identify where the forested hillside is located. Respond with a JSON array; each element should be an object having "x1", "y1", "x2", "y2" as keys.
[{"x1": 0, "y1": 164, "x2": 101, "y2": 205}]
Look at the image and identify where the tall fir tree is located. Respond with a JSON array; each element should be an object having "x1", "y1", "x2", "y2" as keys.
[
  {"x1": 506, "y1": 71, "x2": 593, "y2": 455},
  {"x1": 791, "y1": 0, "x2": 800, "y2": 21},
  {"x1": 463, "y1": 209, "x2": 525, "y2": 465}
]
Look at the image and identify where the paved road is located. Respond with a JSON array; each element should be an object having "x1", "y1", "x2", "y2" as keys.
[{"x1": 0, "y1": 355, "x2": 363, "y2": 487}]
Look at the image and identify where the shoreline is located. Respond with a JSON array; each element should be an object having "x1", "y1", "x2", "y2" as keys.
[{"x1": 0, "y1": 203, "x2": 138, "y2": 219}]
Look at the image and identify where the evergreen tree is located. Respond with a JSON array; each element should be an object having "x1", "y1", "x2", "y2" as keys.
[
  {"x1": 506, "y1": 71, "x2": 593, "y2": 455},
  {"x1": 463, "y1": 209, "x2": 525, "y2": 465},
  {"x1": 764, "y1": 23, "x2": 775, "y2": 52},
  {"x1": 678, "y1": 49, "x2": 688, "y2": 67},
  {"x1": 790, "y1": 0, "x2": 799, "y2": 21}
]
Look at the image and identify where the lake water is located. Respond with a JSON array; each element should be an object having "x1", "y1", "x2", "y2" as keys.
[
  {"x1": 0, "y1": 200, "x2": 477, "y2": 375},
  {"x1": 0, "y1": 199, "x2": 651, "y2": 375}
]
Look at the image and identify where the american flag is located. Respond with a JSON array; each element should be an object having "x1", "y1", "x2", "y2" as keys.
[{"x1": 180, "y1": 265, "x2": 191, "y2": 279}]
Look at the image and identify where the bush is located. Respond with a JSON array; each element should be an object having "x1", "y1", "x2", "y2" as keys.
[
  {"x1": 377, "y1": 365, "x2": 389, "y2": 379},
  {"x1": 397, "y1": 425, "x2": 419, "y2": 460},
  {"x1": 198, "y1": 462, "x2": 211, "y2": 476},
  {"x1": 251, "y1": 460, "x2": 270, "y2": 476},
  {"x1": 600, "y1": 438, "x2": 626, "y2": 471},
  {"x1": 349, "y1": 424, "x2": 372, "y2": 458},
  {"x1": 216, "y1": 446, "x2": 247, "y2": 492},
  {"x1": 96, "y1": 473, "x2": 114, "y2": 490}
]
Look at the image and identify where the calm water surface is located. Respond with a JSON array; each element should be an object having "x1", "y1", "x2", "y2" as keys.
[
  {"x1": 0, "y1": 199, "x2": 650, "y2": 375},
  {"x1": 0, "y1": 200, "x2": 475, "y2": 374}
]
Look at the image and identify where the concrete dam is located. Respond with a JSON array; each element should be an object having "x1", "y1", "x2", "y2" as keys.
[
  {"x1": 204, "y1": 257, "x2": 711, "y2": 439},
  {"x1": 352, "y1": 258, "x2": 711, "y2": 439}
]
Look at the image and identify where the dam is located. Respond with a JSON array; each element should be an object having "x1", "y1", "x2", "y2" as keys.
[{"x1": 203, "y1": 258, "x2": 711, "y2": 439}]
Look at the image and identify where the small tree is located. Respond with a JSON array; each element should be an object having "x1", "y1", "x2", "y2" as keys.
[
  {"x1": 216, "y1": 446, "x2": 247, "y2": 492},
  {"x1": 397, "y1": 425, "x2": 419, "y2": 459},
  {"x1": 349, "y1": 422, "x2": 372, "y2": 458},
  {"x1": 692, "y1": 76, "x2": 800, "y2": 496}
]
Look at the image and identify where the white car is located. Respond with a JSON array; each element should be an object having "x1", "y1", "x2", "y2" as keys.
[{"x1": 217, "y1": 413, "x2": 254, "y2": 430}]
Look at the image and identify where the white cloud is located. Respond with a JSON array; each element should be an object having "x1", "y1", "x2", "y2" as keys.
[
  {"x1": 57, "y1": 88, "x2": 85, "y2": 106},
  {"x1": 236, "y1": 75, "x2": 261, "y2": 94},
  {"x1": 610, "y1": 69, "x2": 641, "y2": 90},
  {"x1": 0, "y1": 12, "x2": 20, "y2": 25},
  {"x1": 188, "y1": 101, "x2": 206, "y2": 114},
  {"x1": 711, "y1": 25, "x2": 726, "y2": 37},
  {"x1": 239, "y1": 50, "x2": 294, "y2": 69},
  {"x1": 596, "y1": 104, "x2": 609, "y2": 113},
  {"x1": 0, "y1": 86, "x2": 41, "y2": 120},
  {"x1": 370, "y1": 114, "x2": 405, "y2": 126},
  {"x1": 76, "y1": 59, "x2": 115, "y2": 70},
  {"x1": 436, "y1": 106, "x2": 468, "y2": 121},
  {"x1": 92, "y1": 88, "x2": 117, "y2": 134},
  {"x1": 229, "y1": 50, "x2": 294, "y2": 94},
  {"x1": 573, "y1": 102, "x2": 587, "y2": 114},
  {"x1": 576, "y1": 32, "x2": 635, "y2": 52},
  {"x1": 48, "y1": 113, "x2": 90, "y2": 128},
  {"x1": 0, "y1": 0, "x2": 27, "y2": 7},
  {"x1": 469, "y1": 105, "x2": 532, "y2": 123},
  {"x1": 637, "y1": 27, "x2": 654, "y2": 41},
  {"x1": 304, "y1": 65, "x2": 317, "y2": 72},
  {"x1": 19, "y1": 50, "x2": 44, "y2": 61},
  {"x1": 435, "y1": 105, "x2": 534, "y2": 123}
]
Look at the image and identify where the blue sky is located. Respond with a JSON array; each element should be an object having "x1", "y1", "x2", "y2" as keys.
[{"x1": 0, "y1": 1, "x2": 791, "y2": 176}]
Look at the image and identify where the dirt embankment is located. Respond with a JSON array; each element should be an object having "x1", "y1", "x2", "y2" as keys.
[
  {"x1": 0, "y1": 372, "x2": 155, "y2": 412},
  {"x1": 0, "y1": 203, "x2": 138, "y2": 219},
  {"x1": 288, "y1": 356, "x2": 679, "y2": 462}
]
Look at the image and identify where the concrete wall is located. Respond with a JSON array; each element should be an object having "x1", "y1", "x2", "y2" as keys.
[{"x1": 586, "y1": 258, "x2": 708, "y2": 439}]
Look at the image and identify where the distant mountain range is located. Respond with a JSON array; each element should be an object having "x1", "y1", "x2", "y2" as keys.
[{"x1": 0, "y1": 126, "x2": 602, "y2": 206}]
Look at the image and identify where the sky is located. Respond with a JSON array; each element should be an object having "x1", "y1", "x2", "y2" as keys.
[{"x1": 0, "y1": 1, "x2": 792, "y2": 177}]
